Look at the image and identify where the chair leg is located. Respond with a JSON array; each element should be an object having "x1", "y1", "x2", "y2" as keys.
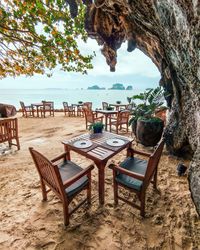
[
  {"x1": 41, "y1": 180, "x2": 47, "y2": 201},
  {"x1": 140, "y1": 193, "x2": 145, "y2": 217},
  {"x1": 16, "y1": 138, "x2": 20, "y2": 150},
  {"x1": 113, "y1": 172, "x2": 118, "y2": 205},
  {"x1": 63, "y1": 202, "x2": 69, "y2": 226},
  {"x1": 153, "y1": 168, "x2": 158, "y2": 190},
  {"x1": 87, "y1": 172, "x2": 92, "y2": 204}
]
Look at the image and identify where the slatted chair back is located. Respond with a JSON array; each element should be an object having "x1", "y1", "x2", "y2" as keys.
[
  {"x1": 102, "y1": 102, "x2": 109, "y2": 110},
  {"x1": 0, "y1": 118, "x2": 20, "y2": 150},
  {"x1": 29, "y1": 148, "x2": 64, "y2": 198},
  {"x1": 83, "y1": 102, "x2": 92, "y2": 110},
  {"x1": 117, "y1": 110, "x2": 130, "y2": 123},
  {"x1": 20, "y1": 101, "x2": 25, "y2": 109},
  {"x1": 20, "y1": 101, "x2": 26, "y2": 116},
  {"x1": 63, "y1": 102, "x2": 69, "y2": 110},
  {"x1": 82, "y1": 107, "x2": 94, "y2": 123},
  {"x1": 144, "y1": 139, "x2": 165, "y2": 187},
  {"x1": 125, "y1": 103, "x2": 133, "y2": 111}
]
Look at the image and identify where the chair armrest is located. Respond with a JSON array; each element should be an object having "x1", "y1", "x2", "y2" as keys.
[
  {"x1": 51, "y1": 152, "x2": 68, "y2": 163},
  {"x1": 63, "y1": 164, "x2": 94, "y2": 188},
  {"x1": 130, "y1": 148, "x2": 151, "y2": 157},
  {"x1": 109, "y1": 163, "x2": 145, "y2": 181}
]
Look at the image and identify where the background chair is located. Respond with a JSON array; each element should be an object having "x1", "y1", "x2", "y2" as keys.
[
  {"x1": 0, "y1": 118, "x2": 20, "y2": 150},
  {"x1": 40, "y1": 101, "x2": 54, "y2": 117},
  {"x1": 82, "y1": 107, "x2": 103, "y2": 129},
  {"x1": 109, "y1": 110, "x2": 130, "y2": 134},
  {"x1": 20, "y1": 101, "x2": 34, "y2": 118},
  {"x1": 109, "y1": 139, "x2": 165, "y2": 216},
  {"x1": 29, "y1": 147, "x2": 94, "y2": 226},
  {"x1": 63, "y1": 102, "x2": 76, "y2": 117},
  {"x1": 125, "y1": 103, "x2": 134, "y2": 111}
]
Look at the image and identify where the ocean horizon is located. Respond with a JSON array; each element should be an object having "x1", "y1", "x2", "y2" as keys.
[{"x1": 0, "y1": 88, "x2": 146, "y2": 109}]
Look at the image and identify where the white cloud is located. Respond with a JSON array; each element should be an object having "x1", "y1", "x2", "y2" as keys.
[{"x1": 0, "y1": 39, "x2": 160, "y2": 89}]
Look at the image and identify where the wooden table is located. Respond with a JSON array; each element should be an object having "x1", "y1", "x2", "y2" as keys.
[
  {"x1": 96, "y1": 110, "x2": 118, "y2": 131},
  {"x1": 62, "y1": 131, "x2": 133, "y2": 204},
  {"x1": 31, "y1": 103, "x2": 43, "y2": 117}
]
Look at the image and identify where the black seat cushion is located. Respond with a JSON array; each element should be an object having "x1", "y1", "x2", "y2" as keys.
[
  {"x1": 116, "y1": 157, "x2": 147, "y2": 191},
  {"x1": 58, "y1": 161, "x2": 88, "y2": 197}
]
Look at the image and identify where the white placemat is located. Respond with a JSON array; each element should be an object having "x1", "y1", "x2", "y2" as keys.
[
  {"x1": 73, "y1": 140, "x2": 93, "y2": 149},
  {"x1": 106, "y1": 138, "x2": 125, "y2": 147}
]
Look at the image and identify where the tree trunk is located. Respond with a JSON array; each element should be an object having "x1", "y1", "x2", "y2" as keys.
[{"x1": 82, "y1": 0, "x2": 200, "y2": 213}]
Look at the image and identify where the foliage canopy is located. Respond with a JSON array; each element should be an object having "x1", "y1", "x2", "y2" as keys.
[{"x1": 0, "y1": 0, "x2": 93, "y2": 78}]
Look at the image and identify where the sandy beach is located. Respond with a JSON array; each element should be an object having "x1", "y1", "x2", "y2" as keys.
[{"x1": 0, "y1": 113, "x2": 199, "y2": 250}]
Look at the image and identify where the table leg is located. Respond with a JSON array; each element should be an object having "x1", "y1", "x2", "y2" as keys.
[
  {"x1": 127, "y1": 142, "x2": 133, "y2": 157},
  {"x1": 105, "y1": 114, "x2": 108, "y2": 131},
  {"x1": 96, "y1": 162, "x2": 106, "y2": 205},
  {"x1": 36, "y1": 106, "x2": 39, "y2": 117}
]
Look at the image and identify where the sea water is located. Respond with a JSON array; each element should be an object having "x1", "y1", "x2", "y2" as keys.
[{"x1": 0, "y1": 88, "x2": 145, "y2": 110}]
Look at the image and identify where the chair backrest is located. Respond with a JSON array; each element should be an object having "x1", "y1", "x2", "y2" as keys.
[
  {"x1": 82, "y1": 107, "x2": 94, "y2": 123},
  {"x1": 125, "y1": 103, "x2": 133, "y2": 111},
  {"x1": 20, "y1": 101, "x2": 25, "y2": 109},
  {"x1": 29, "y1": 148, "x2": 64, "y2": 197},
  {"x1": 117, "y1": 110, "x2": 130, "y2": 123},
  {"x1": 0, "y1": 118, "x2": 18, "y2": 142},
  {"x1": 42, "y1": 101, "x2": 54, "y2": 110},
  {"x1": 102, "y1": 102, "x2": 108, "y2": 110},
  {"x1": 63, "y1": 102, "x2": 69, "y2": 109},
  {"x1": 144, "y1": 139, "x2": 165, "y2": 186},
  {"x1": 83, "y1": 102, "x2": 92, "y2": 110}
]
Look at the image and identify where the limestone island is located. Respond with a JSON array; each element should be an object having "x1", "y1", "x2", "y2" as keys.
[
  {"x1": 126, "y1": 85, "x2": 133, "y2": 90},
  {"x1": 87, "y1": 85, "x2": 106, "y2": 90},
  {"x1": 109, "y1": 83, "x2": 125, "y2": 90}
]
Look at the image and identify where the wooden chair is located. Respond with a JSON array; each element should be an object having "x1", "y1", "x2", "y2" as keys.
[
  {"x1": 29, "y1": 147, "x2": 94, "y2": 226},
  {"x1": 40, "y1": 101, "x2": 54, "y2": 117},
  {"x1": 82, "y1": 107, "x2": 103, "y2": 129},
  {"x1": 0, "y1": 118, "x2": 20, "y2": 150},
  {"x1": 109, "y1": 139, "x2": 165, "y2": 216},
  {"x1": 109, "y1": 110, "x2": 130, "y2": 134},
  {"x1": 102, "y1": 102, "x2": 109, "y2": 110},
  {"x1": 20, "y1": 101, "x2": 34, "y2": 118},
  {"x1": 63, "y1": 102, "x2": 76, "y2": 117}
]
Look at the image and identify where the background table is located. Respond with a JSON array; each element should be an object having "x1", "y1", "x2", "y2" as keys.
[{"x1": 62, "y1": 131, "x2": 133, "y2": 204}]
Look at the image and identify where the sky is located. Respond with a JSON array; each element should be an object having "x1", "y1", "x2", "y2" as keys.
[{"x1": 0, "y1": 38, "x2": 161, "y2": 89}]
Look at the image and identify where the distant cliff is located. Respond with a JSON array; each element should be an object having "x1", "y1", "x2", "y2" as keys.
[
  {"x1": 87, "y1": 85, "x2": 105, "y2": 90},
  {"x1": 109, "y1": 83, "x2": 125, "y2": 90},
  {"x1": 126, "y1": 85, "x2": 133, "y2": 90}
]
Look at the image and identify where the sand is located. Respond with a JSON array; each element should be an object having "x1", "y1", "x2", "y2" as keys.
[{"x1": 0, "y1": 113, "x2": 199, "y2": 250}]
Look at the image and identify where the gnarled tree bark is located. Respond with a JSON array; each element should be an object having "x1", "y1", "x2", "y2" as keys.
[{"x1": 77, "y1": 0, "x2": 200, "y2": 213}]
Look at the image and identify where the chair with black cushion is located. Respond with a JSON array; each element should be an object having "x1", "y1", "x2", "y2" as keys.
[
  {"x1": 109, "y1": 139, "x2": 165, "y2": 216},
  {"x1": 29, "y1": 147, "x2": 94, "y2": 226}
]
